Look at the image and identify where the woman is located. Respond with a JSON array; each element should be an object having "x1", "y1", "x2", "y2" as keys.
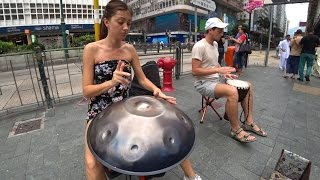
[
  {"x1": 230, "y1": 27, "x2": 247, "y2": 76},
  {"x1": 82, "y1": 1, "x2": 201, "y2": 180}
]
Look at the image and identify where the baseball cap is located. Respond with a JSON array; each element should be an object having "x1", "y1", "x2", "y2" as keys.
[{"x1": 204, "y1": 18, "x2": 228, "y2": 30}]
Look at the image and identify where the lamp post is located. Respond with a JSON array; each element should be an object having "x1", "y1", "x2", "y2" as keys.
[
  {"x1": 60, "y1": 0, "x2": 68, "y2": 57},
  {"x1": 94, "y1": 0, "x2": 100, "y2": 41}
]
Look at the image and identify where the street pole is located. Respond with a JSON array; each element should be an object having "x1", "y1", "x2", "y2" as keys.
[
  {"x1": 94, "y1": 0, "x2": 100, "y2": 41},
  {"x1": 194, "y1": 6, "x2": 198, "y2": 43},
  {"x1": 264, "y1": 6, "x2": 273, "y2": 67},
  {"x1": 60, "y1": 0, "x2": 68, "y2": 58}
]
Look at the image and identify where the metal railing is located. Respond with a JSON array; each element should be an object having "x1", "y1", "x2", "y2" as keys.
[{"x1": 0, "y1": 44, "x2": 192, "y2": 116}]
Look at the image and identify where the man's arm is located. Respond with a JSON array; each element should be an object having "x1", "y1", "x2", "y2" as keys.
[
  {"x1": 191, "y1": 58, "x2": 220, "y2": 76},
  {"x1": 192, "y1": 58, "x2": 235, "y2": 76}
]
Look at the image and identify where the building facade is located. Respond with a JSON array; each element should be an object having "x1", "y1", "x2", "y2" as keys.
[
  {"x1": 125, "y1": 0, "x2": 243, "y2": 44},
  {"x1": 0, "y1": 0, "x2": 106, "y2": 39}
]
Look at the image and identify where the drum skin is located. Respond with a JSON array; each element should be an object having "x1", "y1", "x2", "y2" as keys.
[{"x1": 87, "y1": 95, "x2": 195, "y2": 176}]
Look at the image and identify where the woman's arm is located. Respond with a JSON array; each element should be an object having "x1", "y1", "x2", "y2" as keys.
[{"x1": 82, "y1": 43, "x2": 130, "y2": 98}]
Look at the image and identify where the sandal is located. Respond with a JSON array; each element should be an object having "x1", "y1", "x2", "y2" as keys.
[
  {"x1": 242, "y1": 122, "x2": 267, "y2": 137},
  {"x1": 230, "y1": 127, "x2": 256, "y2": 143}
]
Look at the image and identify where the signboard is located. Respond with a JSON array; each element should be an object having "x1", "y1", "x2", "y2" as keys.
[
  {"x1": 264, "y1": 0, "x2": 309, "y2": 5},
  {"x1": 191, "y1": 0, "x2": 216, "y2": 11},
  {"x1": 245, "y1": 0, "x2": 264, "y2": 12}
]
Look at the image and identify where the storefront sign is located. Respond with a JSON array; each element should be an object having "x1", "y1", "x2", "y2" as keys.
[{"x1": 191, "y1": 0, "x2": 216, "y2": 12}]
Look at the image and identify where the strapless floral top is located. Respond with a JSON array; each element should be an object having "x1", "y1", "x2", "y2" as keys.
[{"x1": 86, "y1": 60, "x2": 132, "y2": 120}]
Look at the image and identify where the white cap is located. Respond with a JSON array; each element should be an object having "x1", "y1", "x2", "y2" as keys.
[{"x1": 204, "y1": 18, "x2": 228, "y2": 30}]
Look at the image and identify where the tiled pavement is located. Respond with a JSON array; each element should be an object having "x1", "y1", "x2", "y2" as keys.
[{"x1": 1, "y1": 66, "x2": 320, "y2": 180}]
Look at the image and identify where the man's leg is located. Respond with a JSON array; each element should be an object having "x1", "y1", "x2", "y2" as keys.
[
  {"x1": 240, "y1": 82, "x2": 267, "y2": 136},
  {"x1": 306, "y1": 54, "x2": 315, "y2": 78},
  {"x1": 214, "y1": 84, "x2": 255, "y2": 141},
  {"x1": 298, "y1": 54, "x2": 307, "y2": 79}
]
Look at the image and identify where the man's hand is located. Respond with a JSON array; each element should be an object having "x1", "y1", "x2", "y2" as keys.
[
  {"x1": 218, "y1": 67, "x2": 236, "y2": 74},
  {"x1": 223, "y1": 74, "x2": 238, "y2": 79}
]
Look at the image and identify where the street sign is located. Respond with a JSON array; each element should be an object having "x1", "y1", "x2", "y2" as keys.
[
  {"x1": 190, "y1": 0, "x2": 216, "y2": 11},
  {"x1": 264, "y1": 0, "x2": 309, "y2": 5}
]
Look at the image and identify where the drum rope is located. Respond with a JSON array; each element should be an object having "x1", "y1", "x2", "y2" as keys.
[{"x1": 239, "y1": 87, "x2": 250, "y2": 124}]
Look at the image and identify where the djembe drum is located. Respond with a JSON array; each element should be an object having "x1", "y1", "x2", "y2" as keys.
[
  {"x1": 87, "y1": 95, "x2": 195, "y2": 177},
  {"x1": 226, "y1": 79, "x2": 250, "y2": 102}
]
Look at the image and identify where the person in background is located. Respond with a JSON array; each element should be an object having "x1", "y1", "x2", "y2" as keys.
[
  {"x1": 82, "y1": 1, "x2": 202, "y2": 180},
  {"x1": 278, "y1": 35, "x2": 291, "y2": 71},
  {"x1": 230, "y1": 27, "x2": 247, "y2": 76},
  {"x1": 283, "y1": 30, "x2": 303, "y2": 79},
  {"x1": 298, "y1": 30, "x2": 320, "y2": 81},
  {"x1": 217, "y1": 34, "x2": 226, "y2": 65}
]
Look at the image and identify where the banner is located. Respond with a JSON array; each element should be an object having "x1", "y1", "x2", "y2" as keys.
[{"x1": 245, "y1": 0, "x2": 264, "y2": 13}]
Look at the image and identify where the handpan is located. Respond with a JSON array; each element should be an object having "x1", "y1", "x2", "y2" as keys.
[{"x1": 87, "y1": 95, "x2": 195, "y2": 176}]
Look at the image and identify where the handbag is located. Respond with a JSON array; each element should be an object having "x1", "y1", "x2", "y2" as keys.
[{"x1": 238, "y1": 35, "x2": 252, "y2": 54}]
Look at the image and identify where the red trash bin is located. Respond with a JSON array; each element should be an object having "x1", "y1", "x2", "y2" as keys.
[{"x1": 225, "y1": 46, "x2": 235, "y2": 67}]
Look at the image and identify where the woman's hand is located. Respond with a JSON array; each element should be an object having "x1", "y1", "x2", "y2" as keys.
[
  {"x1": 110, "y1": 61, "x2": 131, "y2": 87},
  {"x1": 153, "y1": 88, "x2": 177, "y2": 104}
]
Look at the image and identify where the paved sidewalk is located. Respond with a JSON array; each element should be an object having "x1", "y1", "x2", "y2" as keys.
[{"x1": 1, "y1": 66, "x2": 320, "y2": 180}]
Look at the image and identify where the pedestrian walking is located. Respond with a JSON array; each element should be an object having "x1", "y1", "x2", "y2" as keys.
[
  {"x1": 283, "y1": 30, "x2": 303, "y2": 79},
  {"x1": 278, "y1": 35, "x2": 290, "y2": 71},
  {"x1": 298, "y1": 30, "x2": 320, "y2": 81}
]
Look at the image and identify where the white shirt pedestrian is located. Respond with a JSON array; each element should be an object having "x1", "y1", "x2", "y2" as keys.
[{"x1": 278, "y1": 36, "x2": 290, "y2": 71}]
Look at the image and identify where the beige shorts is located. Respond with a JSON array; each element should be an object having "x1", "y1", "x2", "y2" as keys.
[{"x1": 194, "y1": 80, "x2": 220, "y2": 99}]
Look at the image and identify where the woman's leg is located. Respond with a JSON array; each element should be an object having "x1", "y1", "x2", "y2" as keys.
[
  {"x1": 180, "y1": 159, "x2": 196, "y2": 178},
  {"x1": 85, "y1": 120, "x2": 107, "y2": 180}
]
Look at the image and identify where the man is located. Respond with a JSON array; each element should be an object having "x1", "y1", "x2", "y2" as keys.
[
  {"x1": 298, "y1": 30, "x2": 320, "y2": 81},
  {"x1": 278, "y1": 35, "x2": 291, "y2": 71},
  {"x1": 284, "y1": 30, "x2": 303, "y2": 79},
  {"x1": 191, "y1": 18, "x2": 267, "y2": 143}
]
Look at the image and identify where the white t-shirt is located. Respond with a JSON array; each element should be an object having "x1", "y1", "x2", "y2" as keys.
[{"x1": 191, "y1": 38, "x2": 220, "y2": 81}]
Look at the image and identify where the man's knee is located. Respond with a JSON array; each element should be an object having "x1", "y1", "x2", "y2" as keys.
[{"x1": 227, "y1": 87, "x2": 238, "y2": 101}]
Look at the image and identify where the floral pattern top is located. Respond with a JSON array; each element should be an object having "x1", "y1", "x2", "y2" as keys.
[{"x1": 86, "y1": 60, "x2": 132, "y2": 120}]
